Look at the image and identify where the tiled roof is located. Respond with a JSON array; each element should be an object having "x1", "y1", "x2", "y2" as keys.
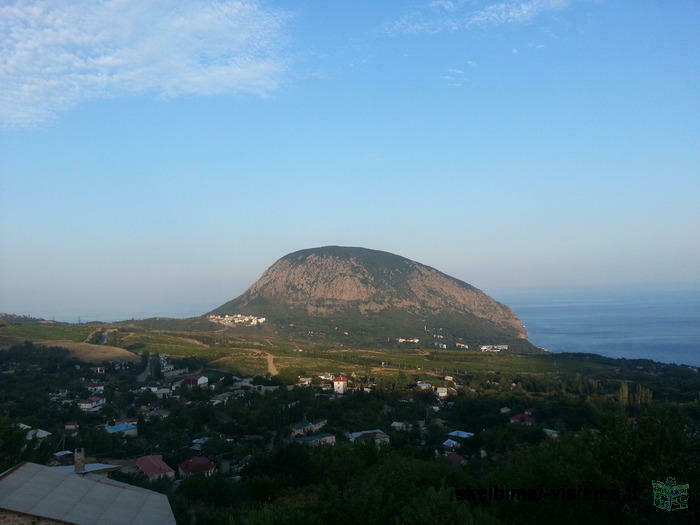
[
  {"x1": 136, "y1": 456, "x2": 174, "y2": 479},
  {"x1": 178, "y1": 457, "x2": 215, "y2": 474}
]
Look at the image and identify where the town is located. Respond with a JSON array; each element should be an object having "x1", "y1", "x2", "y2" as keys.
[
  {"x1": 207, "y1": 314, "x2": 267, "y2": 327},
  {"x1": 0, "y1": 340, "x2": 698, "y2": 524}
]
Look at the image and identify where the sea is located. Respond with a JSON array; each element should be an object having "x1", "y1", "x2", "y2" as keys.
[{"x1": 495, "y1": 286, "x2": 700, "y2": 367}]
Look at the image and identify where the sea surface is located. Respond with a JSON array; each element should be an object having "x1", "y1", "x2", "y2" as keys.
[{"x1": 495, "y1": 286, "x2": 700, "y2": 367}]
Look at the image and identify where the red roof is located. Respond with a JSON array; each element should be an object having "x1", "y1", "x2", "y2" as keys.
[
  {"x1": 510, "y1": 413, "x2": 536, "y2": 424},
  {"x1": 446, "y1": 453, "x2": 464, "y2": 465},
  {"x1": 137, "y1": 455, "x2": 174, "y2": 478},
  {"x1": 179, "y1": 457, "x2": 215, "y2": 474},
  {"x1": 333, "y1": 376, "x2": 347, "y2": 382}
]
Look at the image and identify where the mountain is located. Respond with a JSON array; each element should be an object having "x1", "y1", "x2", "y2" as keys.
[{"x1": 209, "y1": 246, "x2": 530, "y2": 348}]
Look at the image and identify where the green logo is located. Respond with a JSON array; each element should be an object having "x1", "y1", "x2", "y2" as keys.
[{"x1": 652, "y1": 476, "x2": 689, "y2": 512}]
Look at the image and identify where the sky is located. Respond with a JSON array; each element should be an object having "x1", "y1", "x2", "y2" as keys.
[{"x1": 1, "y1": 0, "x2": 699, "y2": 321}]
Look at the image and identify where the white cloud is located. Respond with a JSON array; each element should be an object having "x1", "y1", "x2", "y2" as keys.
[
  {"x1": 447, "y1": 68, "x2": 464, "y2": 74},
  {"x1": 385, "y1": 0, "x2": 574, "y2": 35},
  {"x1": 0, "y1": 0, "x2": 290, "y2": 126}
]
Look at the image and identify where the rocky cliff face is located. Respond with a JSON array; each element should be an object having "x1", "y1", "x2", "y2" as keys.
[{"x1": 211, "y1": 246, "x2": 526, "y2": 339}]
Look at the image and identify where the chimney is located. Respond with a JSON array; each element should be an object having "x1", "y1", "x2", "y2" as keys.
[{"x1": 74, "y1": 448, "x2": 86, "y2": 474}]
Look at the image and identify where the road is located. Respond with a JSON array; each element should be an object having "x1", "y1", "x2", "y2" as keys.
[{"x1": 137, "y1": 355, "x2": 151, "y2": 383}]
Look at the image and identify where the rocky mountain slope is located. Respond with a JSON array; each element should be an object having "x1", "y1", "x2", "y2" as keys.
[{"x1": 209, "y1": 246, "x2": 529, "y2": 346}]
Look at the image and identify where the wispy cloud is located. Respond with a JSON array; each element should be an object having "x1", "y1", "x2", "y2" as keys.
[
  {"x1": 385, "y1": 0, "x2": 574, "y2": 35},
  {"x1": 0, "y1": 0, "x2": 290, "y2": 126}
]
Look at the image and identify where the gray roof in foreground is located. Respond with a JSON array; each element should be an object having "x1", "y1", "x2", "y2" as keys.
[{"x1": 0, "y1": 462, "x2": 176, "y2": 524}]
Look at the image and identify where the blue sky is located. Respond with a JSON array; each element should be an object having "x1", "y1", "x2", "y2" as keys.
[{"x1": 1, "y1": 0, "x2": 699, "y2": 321}]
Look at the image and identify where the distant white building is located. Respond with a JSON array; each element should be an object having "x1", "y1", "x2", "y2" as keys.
[
  {"x1": 333, "y1": 376, "x2": 348, "y2": 394},
  {"x1": 397, "y1": 338, "x2": 420, "y2": 344}
]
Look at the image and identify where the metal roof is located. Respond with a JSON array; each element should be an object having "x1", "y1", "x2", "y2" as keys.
[{"x1": 0, "y1": 462, "x2": 175, "y2": 524}]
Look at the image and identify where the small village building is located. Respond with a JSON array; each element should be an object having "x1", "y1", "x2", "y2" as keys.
[
  {"x1": 179, "y1": 457, "x2": 216, "y2": 478},
  {"x1": 137, "y1": 455, "x2": 175, "y2": 481},
  {"x1": 510, "y1": 410, "x2": 536, "y2": 426},
  {"x1": 348, "y1": 429, "x2": 390, "y2": 446},
  {"x1": 500, "y1": 407, "x2": 512, "y2": 414},
  {"x1": 446, "y1": 452, "x2": 465, "y2": 465},
  {"x1": 390, "y1": 421, "x2": 408, "y2": 432},
  {"x1": 292, "y1": 433, "x2": 336, "y2": 446},
  {"x1": 185, "y1": 375, "x2": 209, "y2": 388},
  {"x1": 290, "y1": 418, "x2": 327, "y2": 437},
  {"x1": 442, "y1": 438, "x2": 460, "y2": 451},
  {"x1": 333, "y1": 376, "x2": 348, "y2": 394},
  {"x1": 106, "y1": 422, "x2": 138, "y2": 437},
  {"x1": 78, "y1": 396, "x2": 105, "y2": 413},
  {"x1": 448, "y1": 430, "x2": 474, "y2": 439}
]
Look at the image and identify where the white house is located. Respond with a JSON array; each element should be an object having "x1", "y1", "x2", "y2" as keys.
[{"x1": 333, "y1": 376, "x2": 348, "y2": 394}]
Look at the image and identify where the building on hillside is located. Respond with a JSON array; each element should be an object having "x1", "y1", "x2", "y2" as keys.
[
  {"x1": 136, "y1": 455, "x2": 175, "y2": 481},
  {"x1": 348, "y1": 429, "x2": 390, "y2": 446},
  {"x1": 543, "y1": 428, "x2": 560, "y2": 439},
  {"x1": 90, "y1": 366, "x2": 106, "y2": 374},
  {"x1": 60, "y1": 425, "x2": 77, "y2": 439},
  {"x1": 390, "y1": 421, "x2": 408, "y2": 432},
  {"x1": 290, "y1": 418, "x2": 327, "y2": 437},
  {"x1": 448, "y1": 430, "x2": 474, "y2": 439},
  {"x1": 510, "y1": 410, "x2": 536, "y2": 426},
  {"x1": 446, "y1": 452, "x2": 465, "y2": 465},
  {"x1": 442, "y1": 438, "x2": 460, "y2": 451},
  {"x1": 0, "y1": 461, "x2": 175, "y2": 524},
  {"x1": 185, "y1": 375, "x2": 209, "y2": 388},
  {"x1": 78, "y1": 396, "x2": 105, "y2": 413},
  {"x1": 292, "y1": 433, "x2": 336, "y2": 446},
  {"x1": 87, "y1": 384, "x2": 105, "y2": 394},
  {"x1": 436, "y1": 387, "x2": 448, "y2": 398},
  {"x1": 179, "y1": 457, "x2": 216, "y2": 478},
  {"x1": 455, "y1": 342, "x2": 469, "y2": 349},
  {"x1": 333, "y1": 376, "x2": 348, "y2": 394},
  {"x1": 106, "y1": 422, "x2": 138, "y2": 437}
]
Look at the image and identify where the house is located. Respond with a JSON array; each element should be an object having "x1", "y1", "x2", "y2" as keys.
[
  {"x1": 136, "y1": 455, "x2": 175, "y2": 481},
  {"x1": 105, "y1": 422, "x2": 138, "y2": 437},
  {"x1": 416, "y1": 381, "x2": 432, "y2": 390},
  {"x1": 510, "y1": 410, "x2": 536, "y2": 426},
  {"x1": 446, "y1": 452, "x2": 465, "y2": 465},
  {"x1": 185, "y1": 375, "x2": 209, "y2": 388},
  {"x1": 397, "y1": 338, "x2": 420, "y2": 344},
  {"x1": 434, "y1": 342, "x2": 447, "y2": 349},
  {"x1": 333, "y1": 376, "x2": 348, "y2": 394},
  {"x1": 455, "y1": 342, "x2": 469, "y2": 349},
  {"x1": 26, "y1": 428, "x2": 52, "y2": 441},
  {"x1": 442, "y1": 438, "x2": 460, "y2": 451},
  {"x1": 252, "y1": 384, "x2": 279, "y2": 394},
  {"x1": 178, "y1": 457, "x2": 216, "y2": 478},
  {"x1": 90, "y1": 366, "x2": 106, "y2": 374},
  {"x1": 543, "y1": 428, "x2": 560, "y2": 439},
  {"x1": 448, "y1": 430, "x2": 474, "y2": 439},
  {"x1": 436, "y1": 387, "x2": 448, "y2": 398},
  {"x1": 348, "y1": 429, "x2": 390, "y2": 446},
  {"x1": 78, "y1": 396, "x2": 105, "y2": 412},
  {"x1": 499, "y1": 407, "x2": 512, "y2": 414},
  {"x1": 64, "y1": 421, "x2": 79, "y2": 436},
  {"x1": 292, "y1": 433, "x2": 336, "y2": 446},
  {"x1": 87, "y1": 384, "x2": 104, "y2": 394},
  {"x1": 390, "y1": 421, "x2": 408, "y2": 432},
  {"x1": 51, "y1": 449, "x2": 121, "y2": 476},
  {"x1": 290, "y1": 418, "x2": 327, "y2": 437},
  {"x1": 0, "y1": 462, "x2": 176, "y2": 524}
]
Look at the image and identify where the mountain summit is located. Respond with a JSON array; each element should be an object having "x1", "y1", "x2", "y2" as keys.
[{"x1": 210, "y1": 246, "x2": 527, "y2": 345}]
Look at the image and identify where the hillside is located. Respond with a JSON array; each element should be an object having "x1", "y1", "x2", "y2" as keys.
[{"x1": 209, "y1": 246, "x2": 532, "y2": 349}]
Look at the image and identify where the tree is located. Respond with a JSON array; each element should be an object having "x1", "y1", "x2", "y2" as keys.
[{"x1": 618, "y1": 381, "x2": 629, "y2": 407}]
